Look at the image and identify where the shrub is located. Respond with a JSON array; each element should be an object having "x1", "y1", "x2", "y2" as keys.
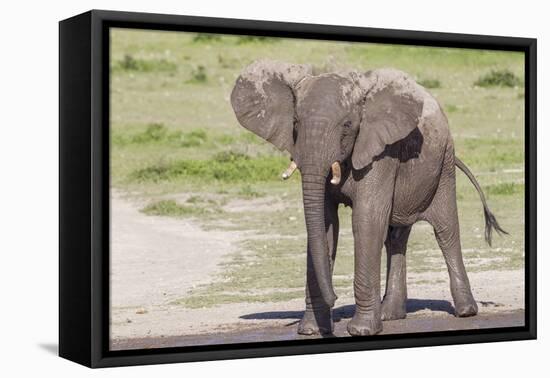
[
  {"x1": 192, "y1": 33, "x2": 222, "y2": 43},
  {"x1": 474, "y1": 69, "x2": 520, "y2": 88},
  {"x1": 186, "y1": 65, "x2": 208, "y2": 83},
  {"x1": 131, "y1": 123, "x2": 168, "y2": 143},
  {"x1": 141, "y1": 200, "x2": 202, "y2": 217},
  {"x1": 180, "y1": 129, "x2": 208, "y2": 147},
  {"x1": 113, "y1": 124, "x2": 209, "y2": 147},
  {"x1": 418, "y1": 78, "x2": 441, "y2": 89},
  {"x1": 236, "y1": 36, "x2": 277, "y2": 44},
  {"x1": 114, "y1": 54, "x2": 177, "y2": 73},
  {"x1": 217, "y1": 55, "x2": 238, "y2": 69},
  {"x1": 119, "y1": 54, "x2": 139, "y2": 70},
  {"x1": 213, "y1": 151, "x2": 250, "y2": 163}
]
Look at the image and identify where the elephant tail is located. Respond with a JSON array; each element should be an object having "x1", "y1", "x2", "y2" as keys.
[{"x1": 455, "y1": 157, "x2": 508, "y2": 246}]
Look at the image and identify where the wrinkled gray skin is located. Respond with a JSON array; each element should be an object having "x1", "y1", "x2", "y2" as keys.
[{"x1": 230, "y1": 60, "x2": 506, "y2": 336}]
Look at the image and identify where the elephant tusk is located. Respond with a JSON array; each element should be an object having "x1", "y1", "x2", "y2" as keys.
[
  {"x1": 330, "y1": 161, "x2": 341, "y2": 185},
  {"x1": 281, "y1": 160, "x2": 297, "y2": 180}
]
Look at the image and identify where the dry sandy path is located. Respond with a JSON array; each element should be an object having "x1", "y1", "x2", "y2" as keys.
[{"x1": 110, "y1": 193, "x2": 242, "y2": 341}]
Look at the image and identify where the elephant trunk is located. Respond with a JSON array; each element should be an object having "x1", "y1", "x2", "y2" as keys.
[{"x1": 301, "y1": 172, "x2": 337, "y2": 308}]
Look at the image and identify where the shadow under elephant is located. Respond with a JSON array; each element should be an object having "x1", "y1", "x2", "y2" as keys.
[{"x1": 239, "y1": 298, "x2": 455, "y2": 325}]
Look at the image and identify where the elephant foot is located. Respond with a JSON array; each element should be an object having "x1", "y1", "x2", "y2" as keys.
[
  {"x1": 381, "y1": 296, "x2": 407, "y2": 321},
  {"x1": 453, "y1": 289, "x2": 478, "y2": 317},
  {"x1": 454, "y1": 297, "x2": 478, "y2": 317},
  {"x1": 297, "y1": 308, "x2": 333, "y2": 335},
  {"x1": 347, "y1": 312, "x2": 382, "y2": 336}
]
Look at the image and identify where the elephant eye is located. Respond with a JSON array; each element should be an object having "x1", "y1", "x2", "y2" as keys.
[
  {"x1": 341, "y1": 120, "x2": 354, "y2": 145},
  {"x1": 293, "y1": 116, "x2": 299, "y2": 130}
]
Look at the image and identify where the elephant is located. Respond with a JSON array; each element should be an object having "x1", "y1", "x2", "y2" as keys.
[{"x1": 229, "y1": 60, "x2": 506, "y2": 336}]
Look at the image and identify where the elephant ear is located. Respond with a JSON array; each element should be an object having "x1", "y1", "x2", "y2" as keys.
[
  {"x1": 230, "y1": 60, "x2": 311, "y2": 153},
  {"x1": 351, "y1": 70, "x2": 424, "y2": 169}
]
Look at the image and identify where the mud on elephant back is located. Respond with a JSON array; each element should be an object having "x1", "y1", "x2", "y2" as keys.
[{"x1": 230, "y1": 59, "x2": 507, "y2": 337}]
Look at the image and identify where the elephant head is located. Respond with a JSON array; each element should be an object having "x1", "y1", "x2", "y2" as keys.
[{"x1": 230, "y1": 60, "x2": 423, "y2": 307}]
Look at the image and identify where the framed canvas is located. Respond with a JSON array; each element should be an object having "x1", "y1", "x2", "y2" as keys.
[{"x1": 59, "y1": 9, "x2": 537, "y2": 368}]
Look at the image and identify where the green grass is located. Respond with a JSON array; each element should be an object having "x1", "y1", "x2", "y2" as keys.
[
  {"x1": 129, "y1": 152, "x2": 288, "y2": 184},
  {"x1": 456, "y1": 137, "x2": 524, "y2": 172},
  {"x1": 111, "y1": 124, "x2": 253, "y2": 149},
  {"x1": 113, "y1": 54, "x2": 177, "y2": 73},
  {"x1": 141, "y1": 200, "x2": 204, "y2": 217},
  {"x1": 110, "y1": 28, "x2": 525, "y2": 308},
  {"x1": 141, "y1": 198, "x2": 223, "y2": 218},
  {"x1": 176, "y1": 290, "x2": 304, "y2": 308},
  {"x1": 186, "y1": 65, "x2": 208, "y2": 83},
  {"x1": 445, "y1": 104, "x2": 459, "y2": 113},
  {"x1": 238, "y1": 184, "x2": 264, "y2": 198},
  {"x1": 418, "y1": 78, "x2": 442, "y2": 89},
  {"x1": 475, "y1": 69, "x2": 521, "y2": 88},
  {"x1": 192, "y1": 33, "x2": 222, "y2": 43},
  {"x1": 236, "y1": 36, "x2": 279, "y2": 44},
  {"x1": 486, "y1": 182, "x2": 524, "y2": 197},
  {"x1": 186, "y1": 195, "x2": 219, "y2": 205}
]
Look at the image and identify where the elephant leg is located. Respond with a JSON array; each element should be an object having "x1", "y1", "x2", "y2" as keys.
[
  {"x1": 381, "y1": 225, "x2": 412, "y2": 321},
  {"x1": 347, "y1": 211, "x2": 388, "y2": 336},
  {"x1": 431, "y1": 214, "x2": 477, "y2": 317},
  {"x1": 424, "y1": 156, "x2": 478, "y2": 317},
  {"x1": 347, "y1": 194, "x2": 393, "y2": 336},
  {"x1": 298, "y1": 199, "x2": 339, "y2": 335}
]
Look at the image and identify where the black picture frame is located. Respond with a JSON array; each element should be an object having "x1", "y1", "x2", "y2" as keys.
[{"x1": 59, "y1": 9, "x2": 537, "y2": 368}]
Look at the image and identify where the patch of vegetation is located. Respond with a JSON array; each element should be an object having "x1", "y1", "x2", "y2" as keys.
[
  {"x1": 141, "y1": 198, "x2": 223, "y2": 218},
  {"x1": 130, "y1": 123, "x2": 169, "y2": 143},
  {"x1": 186, "y1": 195, "x2": 204, "y2": 204},
  {"x1": 218, "y1": 55, "x2": 239, "y2": 69},
  {"x1": 486, "y1": 182, "x2": 524, "y2": 196},
  {"x1": 175, "y1": 237, "x2": 307, "y2": 307},
  {"x1": 113, "y1": 54, "x2": 177, "y2": 73},
  {"x1": 175, "y1": 290, "x2": 304, "y2": 308},
  {"x1": 180, "y1": 129, "x2": 208, "y2": 147},
  {"x1": 129, "y1": 152, "x2": 287, "y2": 183},
  {"x1": 474, "y1": 69, "x2": 521, "y2": 88},
  {"x1": 213, "y1": 151, "x2": 248, "y2": 162},
  {"x1": 186, "y1": 195, "x2": 224, "y2": 206},
  {"x1": 238, "y1": 185, "x2": 264, "y2": 198},
  {"x1": 186, "y1": 65, "x2": 208, "y2": 83},
  {"x1": 112, "y1": 124, "x2": 209, "y2": 147},
  {"x1": 418, "y1": 78, "x2": 442, "y2": 89},
  {"x1": 141, "y1": 200, "x2": 204, "y2": 217},
  {"x1": 457, "y1": 137, "x2": 524, "y2": 170},
  {"x1": 192, "y1": 33, "x2": 222, "y2": 43},
  {"x1": 217, "y1": 134, "x2": 236, "y2": 145},
  {"x1": 236, "y1": 36, "x2": 278, "y2": 44},
  {"x1": 445, "y1": 104, "x2": 459, "y2": 113},
  {"x1": 185, "y1": 195, "x2": 207, "y2": 203}
]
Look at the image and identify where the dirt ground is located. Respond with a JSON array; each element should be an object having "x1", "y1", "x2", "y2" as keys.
[
  {"x1": 110, "y1": 195, "x2": 525, "y2": 350},
  {"x1": 111, "y1": 311, "x2": 525, "y2": 350}
]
